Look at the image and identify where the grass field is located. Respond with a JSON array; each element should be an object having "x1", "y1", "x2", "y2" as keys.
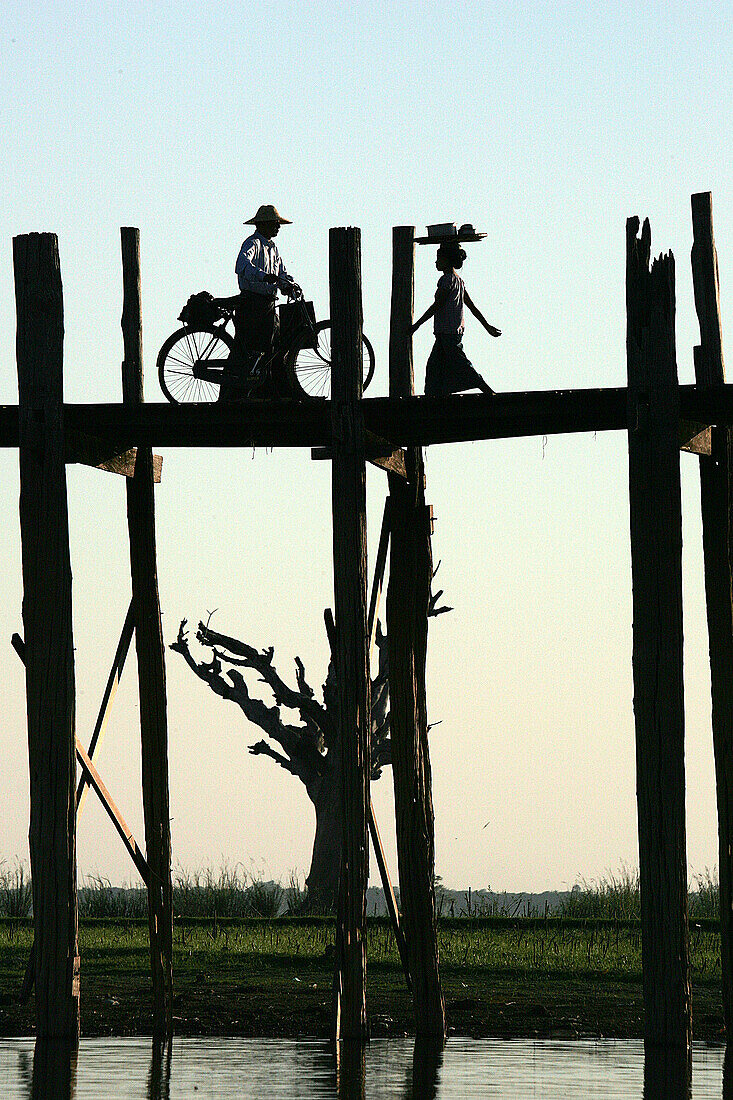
[{"x1": 0, "y1": 916, "x2": 725, "y2": 1041}]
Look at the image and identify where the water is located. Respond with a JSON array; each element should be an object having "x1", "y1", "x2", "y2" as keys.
[{"x1": 0, "y1": 1036, "x2": 728, "y2": 1098}]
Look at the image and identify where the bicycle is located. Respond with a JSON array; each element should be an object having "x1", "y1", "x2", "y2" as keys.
[{"x1": 157, "y1": 289, "x2": 375, "y2": 403}]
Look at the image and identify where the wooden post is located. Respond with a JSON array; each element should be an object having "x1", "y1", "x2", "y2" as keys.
[
  {"x1": 329, "y1": 227, "x2": 371, "y2": 1042},
  {"x1": 691, "y1": 190, "x2": 733, "y2": 1032},
  {"x1": 14, "y1": 232, "x2": 80, "y2": 1041},
  {"x1": 14, "y1": 608, "x2": 141, "y2": 1003},
  {"x1": 386, "y1": 225, "x2": 446, "y2": 1037},
  {"x1": 325, "y1": 559, "x2": 412, "y2": 993},
  {"x1": 121, "y1": 227, "x2": 173, "y2": 1036},
  {"x1": 626, "y1": 215, "x2": 691, "y2": 1048}
]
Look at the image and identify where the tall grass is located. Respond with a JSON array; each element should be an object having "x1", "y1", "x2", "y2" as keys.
[
  {"x1": 78, "y1": 876, "x2": 148, "y2": 919},
  {"x1": 559, "y1": 867, "x2": 641, "y2": 920},
  {"x1": 558, "y1": 867, "x2": 721, "y2": 922},
  {"x1": 0, "y1": 861, "x2": 32, "y2": 919},
  {"x1": 688, "y1": 869, "x2": 720, "y2": 921},
  {"x1": 172, "y1": 864, "x2": 283, "y2": 918},
  {"x1": 0, "y1": 862, "x2": 293, "y2": 919}
]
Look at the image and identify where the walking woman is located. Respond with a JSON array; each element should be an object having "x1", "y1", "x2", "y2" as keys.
[{"x1": 412, "y1": 241, "x2": 501, "y2": 396}]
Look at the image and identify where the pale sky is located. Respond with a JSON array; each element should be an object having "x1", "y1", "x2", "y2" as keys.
[{"x1": 0, "y1": 1, "x2": 732, "y2": 892}]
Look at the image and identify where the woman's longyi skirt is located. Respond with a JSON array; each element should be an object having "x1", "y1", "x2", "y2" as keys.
[{"x1": 424, "y1": 334, "x2": 489, "y2": 396}]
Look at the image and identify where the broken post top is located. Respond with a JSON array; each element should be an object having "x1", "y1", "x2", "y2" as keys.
[
  {"x1": 389, "y1": 227, "x2": 416, "y2": 400},
  {"x1": 329, "y1": 227, "x2": 363, "y2": 408},
  {"x1": 13, "y1": 233, "x2": 65, "y2": 409},
  {"x1": 626, "y1": 216, "x2": 676, "y2": 382},
  {"x1": 121, "y1": 228, "x2": 144, "y2": 406},
  {"x1": 691, "y1": 192, "x2": 725, "y2": 386}
]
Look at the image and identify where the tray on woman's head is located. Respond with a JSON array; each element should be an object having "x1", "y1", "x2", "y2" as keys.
[{"x1": 415, "y1": 222, "x2": 486, "y2": 245}]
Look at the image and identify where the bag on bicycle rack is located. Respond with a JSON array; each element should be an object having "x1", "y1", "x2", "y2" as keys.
[
  {"x1": 278, "y1": 299, "x2": 317, "y2": 350},
  {"x1": 178, "y1": 291, "x2": 224, "y2": 329}
]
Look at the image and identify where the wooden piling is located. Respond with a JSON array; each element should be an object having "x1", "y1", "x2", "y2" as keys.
[
  {"x1": 329, "y1": 227, "x2": 371, "y2": 1041},
  {"x1": 691, "y1": 190, "x2": 733, "y2": 1031},
  {"x1": 120, "y1": 227, "x2": 173, "y2": 1036},
  {"x1": 626, "y1": 215, "x2": 691, "y2": 1048},
  {"x1": 386, "y1": 226, "x2": 446, "y2": 1038},
  {"x1": 14, "y1": 232, "x2": 80, "y2": 1041}
]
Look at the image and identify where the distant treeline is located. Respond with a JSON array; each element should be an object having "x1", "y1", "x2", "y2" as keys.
[{"x1": 0, "y1": 861, "x2": 721, "y2": 922}]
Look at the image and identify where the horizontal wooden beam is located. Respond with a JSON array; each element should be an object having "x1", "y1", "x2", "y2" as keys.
[{"x1": 0, "y1": 386, "x2": 730, "y2": 450}]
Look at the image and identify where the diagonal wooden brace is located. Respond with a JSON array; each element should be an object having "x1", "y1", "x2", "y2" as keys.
[
  {"x1": 76, "y1": 601, "x2": 135, "y2": 809},
  {"x1": 13, "y1": 613, "x2": 148, "y2": 1003}
]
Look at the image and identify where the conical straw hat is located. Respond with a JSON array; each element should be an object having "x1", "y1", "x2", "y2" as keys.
[{"x1": 244, "y1": 204, "x2": 292, "y2": 225}]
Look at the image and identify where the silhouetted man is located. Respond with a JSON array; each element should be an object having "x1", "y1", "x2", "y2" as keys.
[{"x1": 234, "y1": 204, "x2": 300, "y2": 374}]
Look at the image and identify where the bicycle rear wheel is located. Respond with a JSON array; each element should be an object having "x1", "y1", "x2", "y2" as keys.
[
  {"x1": 157, "y1": 325, "x2": 234, "y2": 403},
  {"x1": 286, "y1": 321, "x2": 375, "y2": 400}
]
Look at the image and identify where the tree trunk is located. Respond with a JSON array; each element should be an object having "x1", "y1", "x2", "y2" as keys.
[{"x1": 305, "y1": 775, "x2": 342, "y2": 914}]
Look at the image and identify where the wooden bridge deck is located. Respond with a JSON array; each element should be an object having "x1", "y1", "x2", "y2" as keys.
[{"x1": 0, "y1": 385, "x2": 728, "y2": 451}]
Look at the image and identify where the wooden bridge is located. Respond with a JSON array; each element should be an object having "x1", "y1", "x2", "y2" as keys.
[{"x1": 7, "y1": 194, "x2": 732, "y2": 1057}]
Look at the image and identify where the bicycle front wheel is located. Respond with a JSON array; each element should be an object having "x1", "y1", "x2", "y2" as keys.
[
  {"x1": 286, "y1": 321, "x2": 375, "y2": 400},
  {"x1": 157, "y1": 325, "x2": 234, "y2": 404}
]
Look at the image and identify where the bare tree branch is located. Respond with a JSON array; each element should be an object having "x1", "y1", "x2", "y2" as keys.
[
  {"x1": 197, "y1": 623, "x2": 334, "y2": 742},
  {"x1": 249, "y1": 739, "x2": 301, "y2": 777},
  {"x1": 171, "y1": 621, "x2": 238, "y2": 703},
  {"x1": 429, "y1": 561, "x2": 453, "y2": 616},
  {"x1": 429, "y1": 587, "x2": 453, "y2": 617},
  {"x1": 171, "y1": 621, "x2": 325, "y2": 782},
  {"x1": 294, "y1": 656, "x2": 315, "y2": 698}
]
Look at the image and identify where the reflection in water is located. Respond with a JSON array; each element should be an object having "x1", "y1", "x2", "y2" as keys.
[
  {"x1": 406, "y1": 1037, "x2": 444, "y2": 1099},
  {"x1": 147, "y1": 1038, "x2": 172, "y2": 1100},
  {"x1": 31, "y1": 1039, "x2": 78, "y2": 1100},
  {"x1": 724, "y1": 1044, "x2": 733, "y2": 1100},
  {"x1": 643, "y1": 1044, "x2": 692, "y2": 1100},
  {"x1": 0, "y1": 1035, "x2": 728, "y2": 1097},
  {"x1": 16, "y1": 1049, "x2": 32, "y2": 1097},
  {"x1": 336, "y1": 1040, "x2": 366, "y2": 1100}
]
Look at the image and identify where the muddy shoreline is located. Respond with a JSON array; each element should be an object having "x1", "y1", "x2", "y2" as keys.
[{"x1": 0, "y1": 972, "x2": 724, "y2": 1043}]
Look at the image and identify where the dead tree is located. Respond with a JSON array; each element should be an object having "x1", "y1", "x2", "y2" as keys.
[
  {"x1": 171, "y1": 586, "x2": 450, "y2": 913},
  {"x1": 171, "y1": 618, "x2": 390, "y2": 913}
]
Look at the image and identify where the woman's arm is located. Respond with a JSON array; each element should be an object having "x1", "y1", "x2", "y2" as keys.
[
  {"x1": 464, "y1": 290, "x2": 501, "y2": 337},
  {"x1": 411, "y1": 301, "x2": 436, "y2": 333},
  {"x1": 412, "y1": 283, "x2": 450, "y2": 334}
]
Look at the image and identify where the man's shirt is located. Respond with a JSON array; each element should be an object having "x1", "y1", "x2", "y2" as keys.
[
  {"x1": 235, "y1": 231, "x2": 293, "y2": 295},
  {"x1": 433, "y1": 272, "x2": 465, "y2": 336}
]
